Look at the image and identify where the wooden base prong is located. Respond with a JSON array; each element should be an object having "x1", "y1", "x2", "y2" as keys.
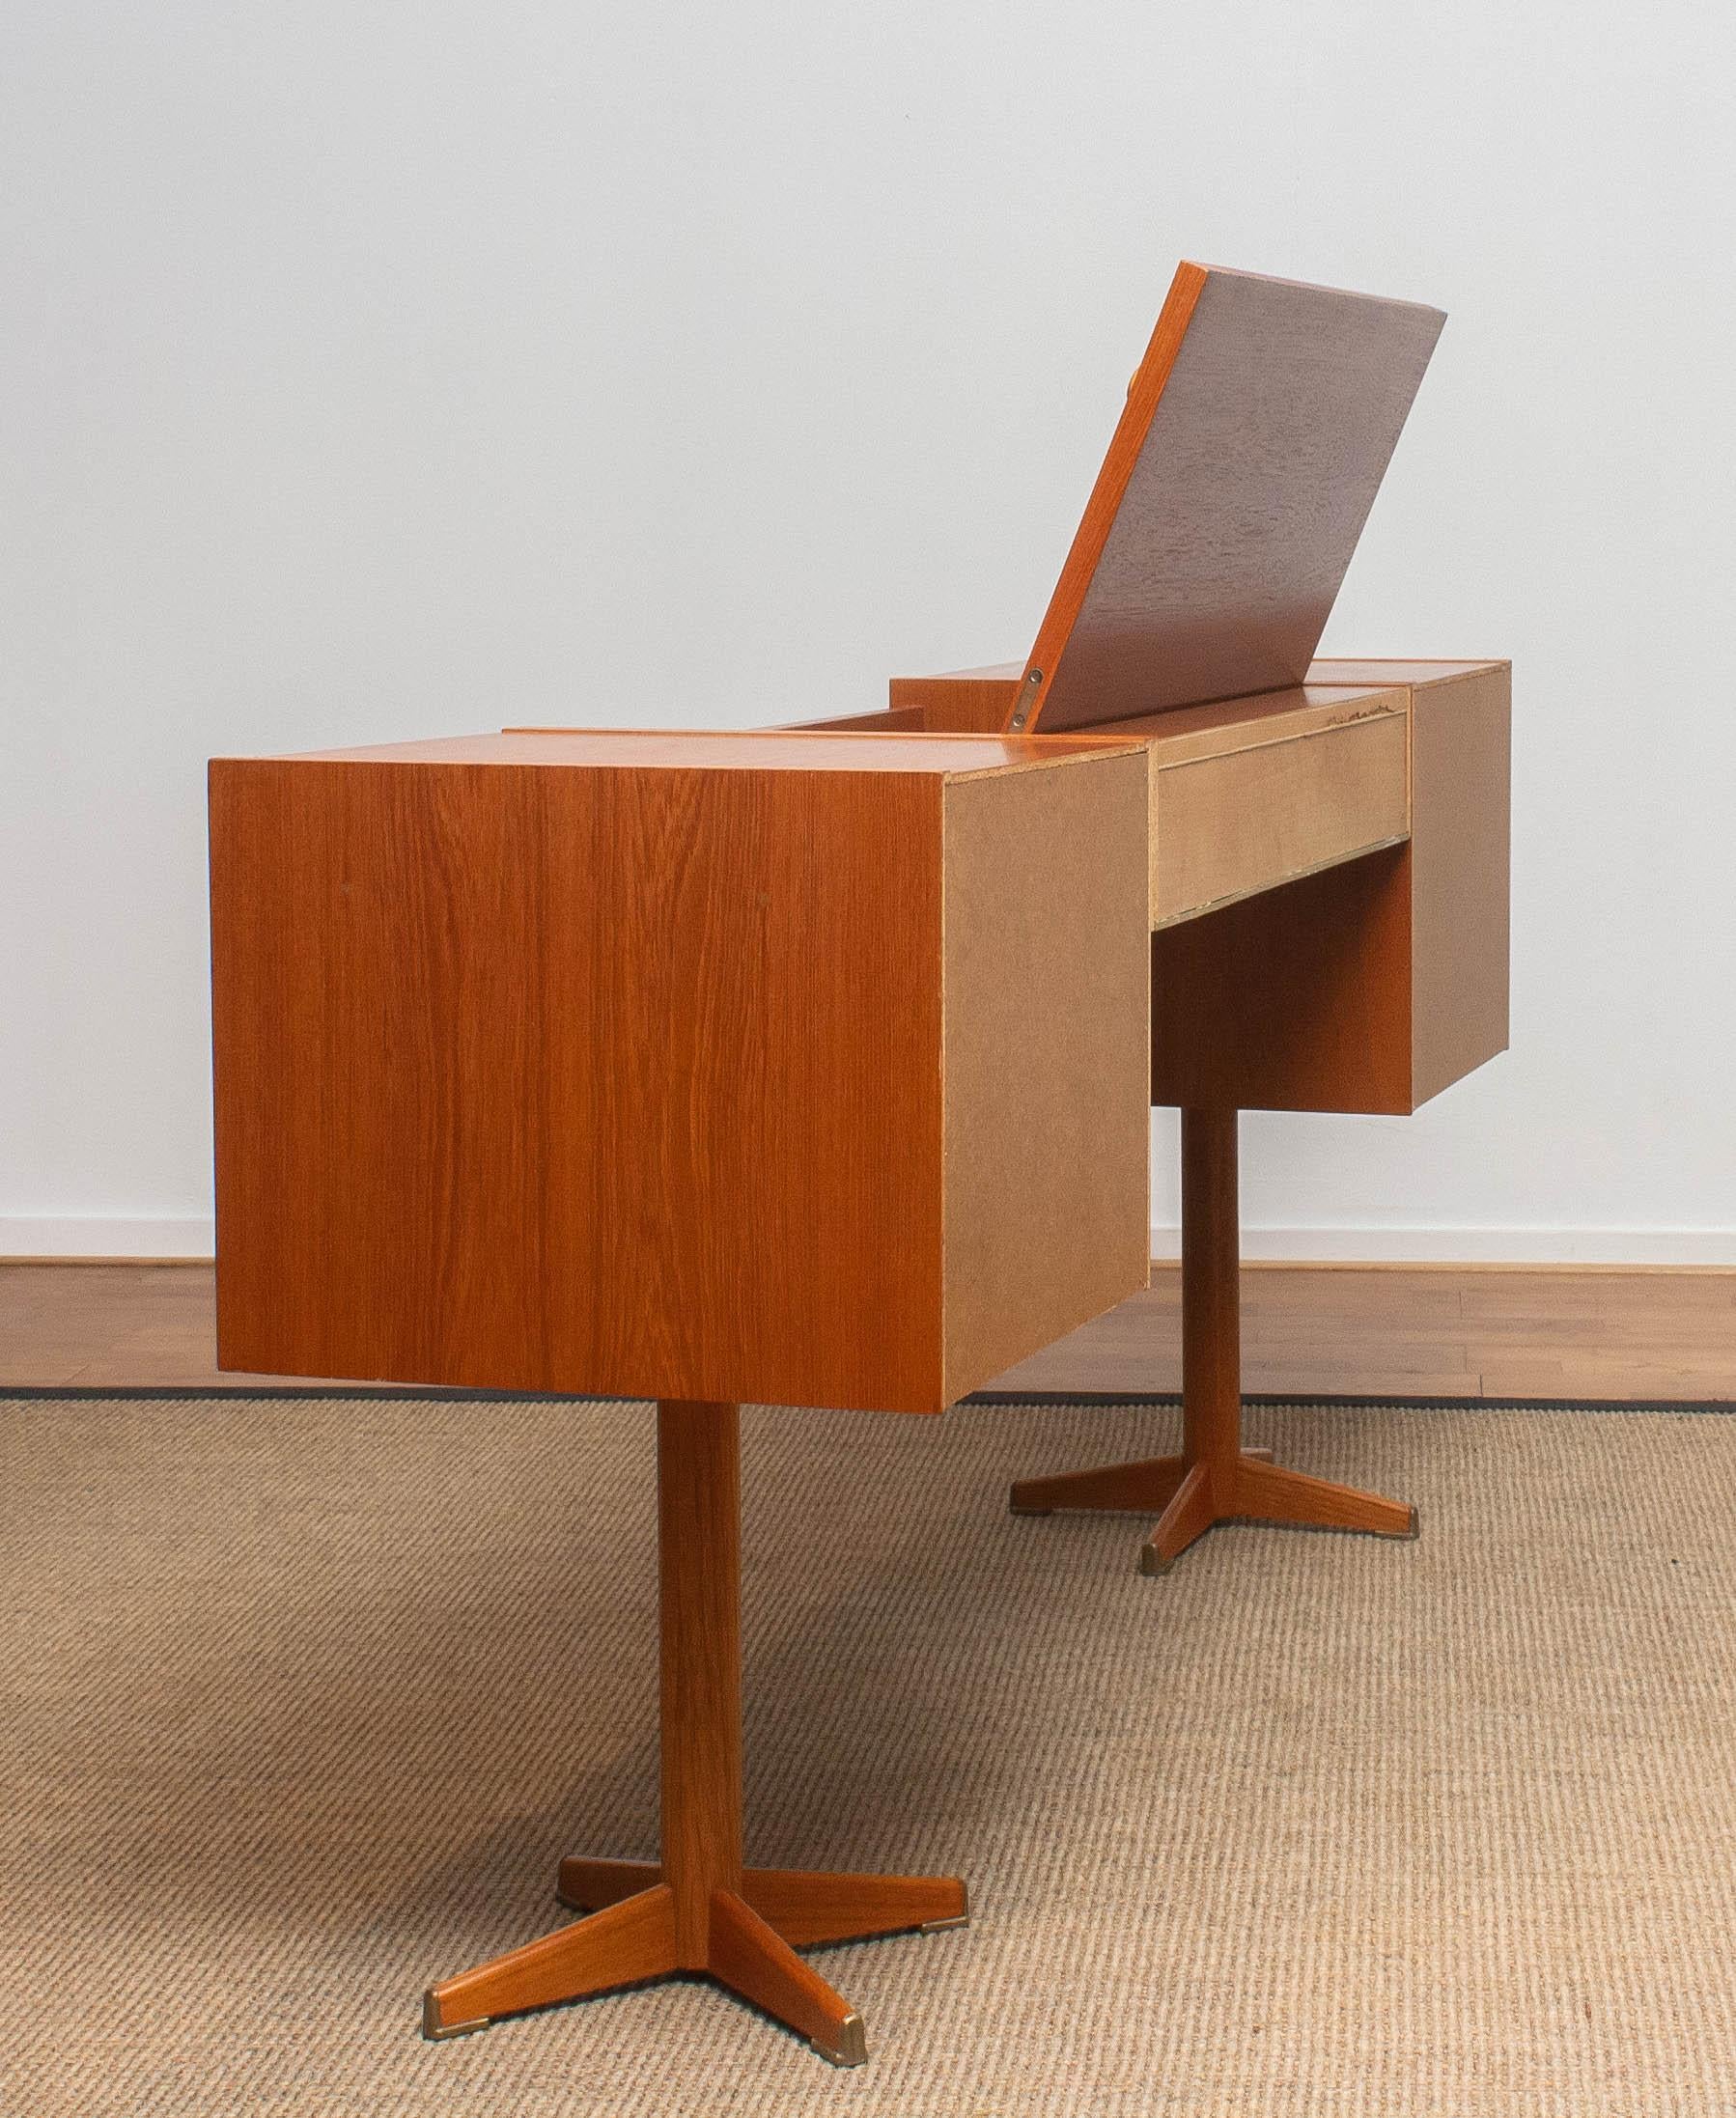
[
  {"x1": 1119, "y1": 1456, "x2": 1417, "y2": 1575},
  {"x1": 1011, "y1": 1446, "x2": 1272, "y2": 1520},
  {"x1": 1231, "y1": 1456, "x2": 1417, "y2": 1541},
  {"x1": 554, "y1": 1855, "x2": 659, "y2": 1915},
  {"x1": 1010, "y1": 1452, "x2": 1187, "y2": 1518},
  {"x1": 421, "y1": 1883, "x2": 679, "y2": 2041},
  {"x1": 739, "y1": 1865, "x2": 967, "y2": 1947},
  {"x1": 1136, "y1": 1462, "x2": 1215, "y2": 1574},
  {"x1": 707, "y1": 1886, "x2": 866, "y2": 2066}
]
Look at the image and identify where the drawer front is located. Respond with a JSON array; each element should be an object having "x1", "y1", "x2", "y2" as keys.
[{"x1": 1152, "y1": 709, "x2": 1409, "y2": 927}]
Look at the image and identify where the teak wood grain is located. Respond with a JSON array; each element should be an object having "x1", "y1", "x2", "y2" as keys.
[
  {"x1": 305, "y1": 728, "x2": 1124, "y2": 773},
  {"x1": 422, "y1": 1400, "x2": 966, "y2": 2064},
  {"x1": 885, "y1": 666, "x2": 1024, "y2": 735},
  {"x1": 659, "y1": 1399, "x2": 743, "y2": 1954},
  {"x1": 887, "y1": 664, "x2": 1029, "y2": 731},
  {"x1": 1009, "y1": 1111, "x2": 1418, "y2": 1574},
  {"x1": 1013, "y1": 262, "x2": 1207, "y2": 731},
  {"x1": 210, "y1": 733, "x2": 1149, "y2": 1410},
  {"x1": 1016, "y1": 266, "x2": 1444, "y2": 733},
  {"x1": 211, "y1": 755, "x2": 938, "y2": 1406}
]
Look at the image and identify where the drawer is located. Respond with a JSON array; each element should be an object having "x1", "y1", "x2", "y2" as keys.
[{"x1": 1151, "y1": 706, "x2": 1409, "y2": 928}]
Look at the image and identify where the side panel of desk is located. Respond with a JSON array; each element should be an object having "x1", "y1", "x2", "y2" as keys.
[{"x1": 941, "y1": 754, "x2": 1151, "y2": 1395}]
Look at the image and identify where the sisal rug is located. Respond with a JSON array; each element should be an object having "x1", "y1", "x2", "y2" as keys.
[{"x1": 4, "y1": 1394, "x2": 1735, "y2": 2117}]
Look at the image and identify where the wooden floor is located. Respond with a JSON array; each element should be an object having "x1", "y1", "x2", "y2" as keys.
[{"x1": 3, "y1": 1261, "x2": 1733, "y2": 1402}]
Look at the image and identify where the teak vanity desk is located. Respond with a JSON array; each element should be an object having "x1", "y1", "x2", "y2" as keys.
[{"x1": 209, "y1": 263, "x2": 1509, "y2": 2067}]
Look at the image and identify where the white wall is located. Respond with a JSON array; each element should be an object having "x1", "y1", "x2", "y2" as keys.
[{"x1": 4, "y1": 0, "x2": 1733, "y2": 1260}]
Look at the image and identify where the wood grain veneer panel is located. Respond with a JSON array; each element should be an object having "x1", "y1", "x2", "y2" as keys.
[
  {"x1": 1022, "y1": 265, "x2": 1444, "y2": 733},
  {"x1": 1012, "y1": 261, "x2": 1207, "y2": 732},
  {"x1": 1150, "y1": 846, "x2": 1416, "y2": 1114},
  {"x1": 773, "y1": 704, "x2": 929, "y2": 734},
  {"x1": 888, "y1": 669, "x2": 1023, "y2": 734},
  {"x1": 1152, "y1": 709, "x2": 1409, "y2": 927},
  {"x1": 211, "y1": 757, "x2": 952, "y2": 1409},
  {"x1": 940, "y1": 751, "x2": 1150, "y2": 1397}
]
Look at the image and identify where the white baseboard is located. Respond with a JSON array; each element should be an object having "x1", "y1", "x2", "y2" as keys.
[
  {"x1": 0, "y1": 1217, "x2": 217, "y2": 1260},
  {"x1": 5, "y1": 1216, "x2": 1734, "y2": 1269},
  {"x1": 1151, "y1": 1225, "x2": 1736, "y2": 1266}
]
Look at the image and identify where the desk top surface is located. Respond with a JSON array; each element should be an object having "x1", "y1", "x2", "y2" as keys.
[{"x1": 223, "y1": 728, "x2": 1142, "y2": 778}]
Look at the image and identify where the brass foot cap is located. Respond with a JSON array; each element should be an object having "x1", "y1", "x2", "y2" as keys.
[
  {"x1": 919, "y1": 1911, "x2": 969, "y2": 1933},
  {"x1": 1404, "y1": 1506, "x2": 1421, "y2": 1542},
  {"x1": 422, "y1": 1990, "x2": 489, "y2": 2041},
  {"x1": 1008, "y1": 1495, "x2": 1053, "y2": 1517},
  {"x1": 811, "y1": 2012, "x2": 868, "y2": 2067},
  {"x1": 1137, "y1": 1545, "x2": 1174, "y2": 1577}
]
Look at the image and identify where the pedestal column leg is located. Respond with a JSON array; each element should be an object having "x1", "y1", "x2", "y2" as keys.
[
  {"x1": 658, "y1": 1399, "x2": 743, "y2": 1962},
  {"x1": 1137, "y1": 1107, "x2": 1251, "y2": 1571},
  {"x1": 1142, "y1": 1104, "x2": 1243, "y2": 1572},
  {"x1": 1181, "y1": 1105, "x2": 1240, "y2": 1482},
  {"x1": 424, "y1": 1400, "x2": 966, "y2": 2065},
  {"x1": 1010, "y1": 1109, "x2": 1419, "y2": 1575}
]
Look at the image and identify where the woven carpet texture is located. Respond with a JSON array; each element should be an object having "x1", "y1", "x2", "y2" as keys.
[{"x1": 4, "y1": 1395, "x2": 1735, "y2": 2116}]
